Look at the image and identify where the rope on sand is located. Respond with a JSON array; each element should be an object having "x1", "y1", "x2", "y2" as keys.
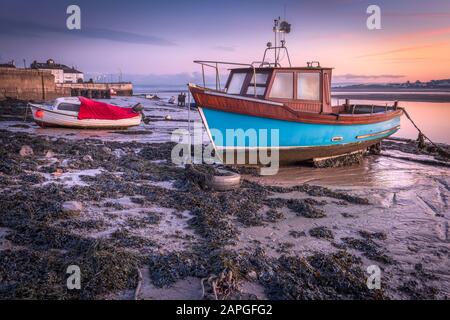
[
  {"x1": 134, "y1": 268, "x2": 143, "y2": 300},
  {"x1": 399, "y1": 107, "x2": 449, "y2": 158}
]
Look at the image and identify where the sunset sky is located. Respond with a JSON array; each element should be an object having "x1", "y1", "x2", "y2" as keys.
[{"x1": 1, "y1": 0, "x2": 449, "y2": 84}]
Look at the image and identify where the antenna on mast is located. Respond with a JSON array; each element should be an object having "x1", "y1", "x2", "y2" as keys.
[
  {"x1": 272, "y1": 17, "x2": 291, "y2": 66},
  {"x1": 261, "y1": 18, "x2": 292, "y2": 67}
]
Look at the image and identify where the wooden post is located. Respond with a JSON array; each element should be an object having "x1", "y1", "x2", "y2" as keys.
[
  {"x1": 393, "y1": 101, "x2": 398, "y2": 109},
  {"x1": 41, "y1": 74, "x2": 46, "y2": 100}
]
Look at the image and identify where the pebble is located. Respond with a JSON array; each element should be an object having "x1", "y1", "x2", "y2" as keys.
[
  {"x1": 45, "y1": 150, "x2": 55, "y2": 158},
  {"x1": 61, "y1": 201, "x2": 83, "y2": 215},
  {"x1": 112, "y1": 149, "x2": 126, "y2": 158},
  {"x1": 52, "y1": 168, "x2": 63, "y2": 177},
  {"x1": 83, "y1": 155, "x2": 93, "y2": 162},
  {"x1": 60, "y1": 159, "x2": 70, "y2": 168},
  {"x1": 101, "y1": 147, "x2": 112, "y2": 155},
  {"x1": 247, "y1": 271, "x2": 258, "y2": 280},
  {"x1": 19, "y1": 145, "x2": 33, "y2": 157}
]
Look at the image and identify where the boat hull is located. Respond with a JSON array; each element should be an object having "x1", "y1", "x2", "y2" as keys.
[
  {"x1": 199, "y1": 107, "x2": 400, "y2": 164},
  {"x1": 30, "y1": 105, "x2": 142, "y2": 129}
]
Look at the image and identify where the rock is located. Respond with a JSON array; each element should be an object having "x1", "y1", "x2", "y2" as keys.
[
  {"x1": 101, "y1": 147, "x2": 112, "y2": 155},
  {"x1": 165, "y1": 115, "x2": 172, "y2": 121},
  {"x1": 19, "y1": 145, "x2": 33, "y2": 157},
  {"x1": 247, "y1": 271, "x2": 258, "y2": 280},
  {"x1": 61, "y1": 201, "x2": 83, "y2": 215},
  {"x1": 52, "y1": 168, "x2": 63, "y2": 177},
  {"x1": 112, "y1": 149, "x2": 126, "y2": 158},
  {"x1": 45, "y1": 150, "x2": 55, "y2": 158},
  {"x1": 60, "y1": 159, "x2": 70, "y2": 168},
  {"x1": 83, "y1": 155, "x2": 93, "y2": 162}
]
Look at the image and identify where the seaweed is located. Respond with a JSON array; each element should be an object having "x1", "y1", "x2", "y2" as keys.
[
  {"x1": 286, "y1": 199, "x2": 327, "y2": 218},
  {"x1": 309, "y1": 226, "x2": 334, "y2": 240},
  {"x1": 261, "y1": 251, "x2": 385, "y2": 300},
  {"x1": 0, "y1": 240, "x2": 141, "y2": 299},
  {"x1": 289, "y1": 230, "x2": 306, "y2": 238},
  {"x1": 341, "y1": 237, "x2": 394, "y2": 265},
  {"x1": 0, "y1": 128, "x2": 443, "y2": 300}
]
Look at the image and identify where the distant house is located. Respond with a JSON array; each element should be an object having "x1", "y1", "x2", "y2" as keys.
[
  {"x1": 0, "y1": 61, "x2": 16, "y2": 68},
  {"x1": 30, "y1": 59, "x2": 84, "y2": 84}
]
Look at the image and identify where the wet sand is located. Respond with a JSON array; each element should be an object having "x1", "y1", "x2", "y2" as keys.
[{"x1": 0, "y1": 96, "x2": 449, "y2": 300}]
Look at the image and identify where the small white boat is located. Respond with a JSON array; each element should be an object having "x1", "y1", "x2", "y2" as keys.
[
  {"x1": 145, "y1": 94, "x2": 161, "y2": 100},
  {"x1": 29, "y1": 97, "x2": 143, "y2": 129}
]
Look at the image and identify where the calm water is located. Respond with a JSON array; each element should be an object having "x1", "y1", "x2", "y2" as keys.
[{"x1": 331, "y1": 98, "x2": 450, "y2": 144}]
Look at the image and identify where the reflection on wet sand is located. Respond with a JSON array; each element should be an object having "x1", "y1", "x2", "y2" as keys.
[{"x1": 248, "y1": 154, "x2": 448, "y2": 190}]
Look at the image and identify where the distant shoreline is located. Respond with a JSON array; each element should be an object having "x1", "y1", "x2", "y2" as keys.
[
  {"x1": 133, "y1": 84, "x2": 450, "y2": 102},
  {"x1": 332, "y1": 87, "x2": 450, "y2": 92},
  {"x1": 331, "y1": 89, "x2": 450, "y2": 103}
]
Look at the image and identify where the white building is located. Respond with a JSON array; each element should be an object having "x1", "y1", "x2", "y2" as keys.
[{"x1": 30, "y1": 59, "x2": 84, "y2": 84}]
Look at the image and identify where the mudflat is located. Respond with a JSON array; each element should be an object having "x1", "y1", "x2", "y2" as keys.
[{"x1": 0, "y1": 97, "x2": 449, "y2": 300}]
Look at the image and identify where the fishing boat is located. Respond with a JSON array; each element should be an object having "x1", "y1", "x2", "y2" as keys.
[
  {"x1": 188, "y1": 18, "x2": 403, "y2": 165},
  {"x1": 29, "y1": 97, "x2": 143, "y2": 129}
]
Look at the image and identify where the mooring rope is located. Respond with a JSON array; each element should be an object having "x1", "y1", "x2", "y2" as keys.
[{"x1": 398, "y1": 107, "x2": 449, "y2": 158}]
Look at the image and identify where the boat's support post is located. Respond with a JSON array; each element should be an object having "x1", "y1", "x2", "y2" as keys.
[
  {"x1": 187, "y1": 89, "x2": 191, "y2": 135},
  {"x1": 187, "y1": 87, "x2": 192, "y2": 164},
  {"x1": 312, "y1": 151, "x2": 364, "y2": 168}
]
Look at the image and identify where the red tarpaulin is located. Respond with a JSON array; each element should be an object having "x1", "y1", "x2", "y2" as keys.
[{"x1": 77, "y1": 97, "x2": 140, "y2": 120}]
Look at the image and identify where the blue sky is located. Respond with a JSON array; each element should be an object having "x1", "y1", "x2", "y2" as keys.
[{"x1": 1, "y1": 0, "x2": 449, "y2": 84}]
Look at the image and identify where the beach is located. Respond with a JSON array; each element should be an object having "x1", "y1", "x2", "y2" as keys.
[{"x1": 0, "y1": 94, "x2": 449, "y2": 300}]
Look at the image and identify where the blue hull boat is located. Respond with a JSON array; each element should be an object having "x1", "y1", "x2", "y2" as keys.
[
  {"x1": 189, "y1": 18, "x2": 404, "y2": 165},
  {"x1": 200, "y1": 107, "x2": 400, "y2": 148}
]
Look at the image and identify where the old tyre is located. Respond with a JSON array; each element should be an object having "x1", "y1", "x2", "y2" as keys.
[{"x1": 208, "y1": 169, "x2": 241, "y2": 191}]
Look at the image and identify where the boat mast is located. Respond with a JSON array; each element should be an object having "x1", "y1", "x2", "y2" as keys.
[
  {"x1": 273, "y1": 18, "x2": 279, "y2": 66},
  {"x1": 265, "y1": 17, "x2": 291, "y2": 67}
]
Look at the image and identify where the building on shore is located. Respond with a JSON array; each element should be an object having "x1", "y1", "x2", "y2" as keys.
[
  {"x1": 0, "y1": 68, "x2": 69, "y2": 101},
  {"x1": 30, "y1": 59, "x2": 84, "y2": 84},
  {"x1": 0, "y1": 61, "x2": 16, "y2": 69},
  {"x1": 1, "y1": 58, "x2": 132, "y2": 101}
]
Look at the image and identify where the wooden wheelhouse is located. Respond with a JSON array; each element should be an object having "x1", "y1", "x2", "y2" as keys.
[{"x1": 224, "y1": 64, "x2": 332, "y2": 114}]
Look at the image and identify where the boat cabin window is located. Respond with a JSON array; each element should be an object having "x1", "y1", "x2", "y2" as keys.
[
  {"x1": 58, "y1": 103, "x2": 80, "y2": 112},
  {"x1": 297, "y1": 73, "x2": 320, "y2": 101},
  {"x1": 227, "y1": 72, "x2": 247, "y2": 94},
  {"x1": 269, "y1": 72, "x2": 294, "y2": 99},
  {"x1": 246, "y1": 86, "x2": 266, "y2": 95},
  {"x1": 251, "y1": 72, "x2": 269, "y2": 85},
  {"x1": 246, "y1": 72, "x2": 268, "y2": 96}
]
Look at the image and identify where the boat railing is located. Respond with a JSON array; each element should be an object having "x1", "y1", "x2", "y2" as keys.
[
  {"x1": 250, "y1": 61, "x2": 276, "y2": 67},
  {"x1": 193, "y1": 60, "x2": 258, "y2": 97},
  {"x1": 260, "y1": 46, "x2": 291, "y2": 68},
  {"x1": 344, "y1": 99, "x2": 399, "y2": 115}
]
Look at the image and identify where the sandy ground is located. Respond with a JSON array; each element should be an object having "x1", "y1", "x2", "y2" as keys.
[{"x1": 0, "y1": 95, "x2": 449, "y2": 300}]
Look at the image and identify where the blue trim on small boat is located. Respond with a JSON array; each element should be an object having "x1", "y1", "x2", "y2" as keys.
[{"x1": 201, "y1": 108, "x2": 401, "y2": 148}]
